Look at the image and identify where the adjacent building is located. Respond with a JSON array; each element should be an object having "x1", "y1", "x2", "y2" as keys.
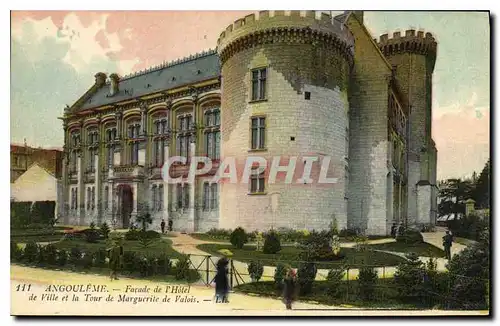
[{"x1": 59, "y1": 11, "x2": 438, "y2": 234}]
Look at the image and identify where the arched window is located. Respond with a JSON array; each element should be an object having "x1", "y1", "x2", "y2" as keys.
[
  {"x1": 153, "y1": 116, "x2": 168, "y2": 167},
  {"x1": 204, "y1": 108, "x2": 220, "y2": 160},
  {"x1": 127, "y1": 121, "x2": 141, "y2": 165}
]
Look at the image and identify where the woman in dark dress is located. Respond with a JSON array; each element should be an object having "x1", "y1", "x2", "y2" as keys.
[
  {"x1": 283, "y1": 269, "x2": 297, "y2": 310},
  {"x1": 213, "y1": 258, "x2": 229, "y2": 303}
]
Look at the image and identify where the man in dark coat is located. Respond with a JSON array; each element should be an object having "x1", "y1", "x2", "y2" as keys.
[
  {"x1": 390, "y1": 223, "x2": 397, "y2": 238},
  {"x1": 442, "y1": 230, "x2": 453, "y2": 260},
  {"x1": 108, "y1": 237, "x2": 123, "y2": 280},
  {"x1": 168, "y1": 219, "x2": 173, "y2": 232},
  {"x1": 213, "y1": 258, "x2": 229, "y2": 303},
  {"x1": 160, "y1": 219, "x2": 166, "y2": 234},
  {"x1": 283, "y1": 269, "x2": 297, "y2": 310}
]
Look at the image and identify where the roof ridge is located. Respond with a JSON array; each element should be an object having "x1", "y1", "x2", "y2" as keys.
[{"x1": 120, "y1": 48, "x2": 217, "y2": 81}]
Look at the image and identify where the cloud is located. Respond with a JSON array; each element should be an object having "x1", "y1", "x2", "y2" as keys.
[
  {"x1": 10, "y1": 12, "x2": 129, "y2": 148},
  {"x1": 432, "y1": 92, "x2": 490, "y2": 180}
]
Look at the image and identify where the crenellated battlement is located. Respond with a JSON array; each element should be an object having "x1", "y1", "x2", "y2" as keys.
[
  {"x1": 216, "y1": 10, "x2": 355, "y2": 65},
  {"x1": 377, "y1": 29, "x2": 437, "y2": 58}
]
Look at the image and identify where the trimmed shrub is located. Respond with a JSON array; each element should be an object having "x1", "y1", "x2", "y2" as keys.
[
  {"x1": 297, "y1": 262, "x2": 317, "y2": 295},
  {"x1": 11, "y1": 242, "x2": 23, "y2": 262},
  {"x1": 393, "y1": 252, "x2": 427, "y2": 303},
  {"x1": 230, "y1": 227, "x2": 248, "y2": 249},
  {"x1": 326, "y1": 265, "x2": 347, "y2": 296},
  {"x1": 339, "y1": 228, "x2": 358, "y2": 238},
  {"x1": 248, "y1": 261, "x2": 264, "y2": 282},
  {"x1": 274, "y1": 263, "x2": 290, "y2": 290},
  {"x1": 446, "y1": 242, "x2": 489, "y2": 309},
  {"x1": 44, "y1": 244, "x2": 58, "y2": 266},
  {"x1": 174, "y1": 255, "x2": 191, "y2": 280},
  {"x1": 57, "y1": 249, "x2": 68, "y2": 267},
  {"x1": 94, "y1": 248, "x2": 108, "y2": 268},
  {"x1": 30, "y1": 201, "x2": 56, "y2": 225},
  {"x1": 123, "y1": 251, "x2": 139, "y2": 272},
  {"x1": 81, "y1": 251, "x2": 94, "y2": 269},
  {"x1": 145, "y1": 230, "x2": 161, "y2": 239},
  {"x1": 263, "y1": 230, "x2": 281, "y2": 254},
  {"x1": 23, "y1": 242, "x2": 39, "y2": 263},
  {"x1": 125, "y1": 229, "x2": 141, "y2": 241},
  {"x1": 69, "y1": 247, "x2": 82, "y2": 266},
  {"x1": 10, "y1": 202, "x2": 32, "y2": 228},
  {"x1": 100, "y1": 222, "x2": 111, "y2": 239},
  {"x1": 396, "y1": 229, "x2": 424, "y2": 244},
  {"x1": 357, "y1": 267, "x2": 378, "y2": 301},
  {"x1": 156, "y1": 254, "x2": 172, "y2": 275},
  {"x1": 206, "y1": 228, "x2": 232, "y2": 240}
]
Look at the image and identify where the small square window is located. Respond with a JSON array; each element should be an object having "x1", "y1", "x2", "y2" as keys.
[{"x1": 305, "y1": 92, "x2": 311, "y2": 100}]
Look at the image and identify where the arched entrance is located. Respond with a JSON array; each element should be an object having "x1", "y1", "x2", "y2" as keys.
[{"x1": 117, "y1": 184, "x2": 133, "y2": 228}]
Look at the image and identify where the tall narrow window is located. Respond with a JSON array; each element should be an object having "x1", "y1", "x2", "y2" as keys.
[
  {"x1": 153, "y1": 118, "x2": 168, "y2": 167},
  {"x1": 177, "y1": 184, "x2": 183, "y2": 209},
  {"x1": 251, "y1": 68, "x2": 267, "y2": 101},
  {"x1": 183, "y1": 184, "x2": 190, "y2": 209},
  {"x1": 204, "y1": 109, "x2": 221, "y2": 160},
  {"x1": 158, "y1": 185, "x2": 164, "y2": 211},
  {"x1": 86, "y1": 187, "x2": 91, "y2": 211},
  {"x1": 106, "y1": 127, "x2": 117, "y2": 167},
  {"x1": 70, "y1": 189, "x2": 74, "y2": 210},
  {"x1": 151, "y1": 185, "x2": 157, "y2": 211},
  {"x1": 104, "y1": 186, "x2": 109, "y2": 210},
  {"x1": 250, "y1": 169, "x2": 265, "y2": 193},
  {"x1": 128, "y1": 122, "x2": 141, "y2": 165},
  {"x1": 211, "y1": 183, "x2": 218, "y2": 209},
  {"x1": 203, "y1": 183, "x2": 210, "y2": 211},
  {"x1": 177, "y1": 115, "x2": 193, "y2": 161},
  {"x1": 251, "y1": 117, "x2": 266, "y2": 150},
  {"x1": 91, "y1": 187, "x2": 95, "y2": 210}
]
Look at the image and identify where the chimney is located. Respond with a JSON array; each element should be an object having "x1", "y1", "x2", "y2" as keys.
[
  {"x1": 109, "y1": 73, "x2": 120, "y2": 96},
  {"x1": 94, "y1": 72, "x2": 107, "y2": 87}
]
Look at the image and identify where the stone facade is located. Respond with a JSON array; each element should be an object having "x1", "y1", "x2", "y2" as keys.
[{"x1": 60, "y1": 11, "x2": 438, "y2": 235}]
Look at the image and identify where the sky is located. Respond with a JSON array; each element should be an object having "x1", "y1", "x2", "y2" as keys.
[{"x1": 10, "y1": 11, "x2": 490, "y2": 180}]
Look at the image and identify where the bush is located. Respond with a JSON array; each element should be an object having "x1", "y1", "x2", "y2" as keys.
[
  {"x1": 446, "y1": 242, "x2": 489, "y2": 309},
  {"x1": 297, "y1": 262, "x2": 317, "y2": 295},
  {"x1": 94, "y1": 248, "x2": 108, "y2": 268},
  {"x1": 248, "y1": 261, "x2": 264, "y2": 282},
  {"x1": 448, "y1": 215, "x2": 488, "y2": 242},
  {"x1": 123, "y1": 251, "x2": 139, "y2": 272},
  {"x1": 357, "y1": 267, "x2": 378, "y2": 301},
  {"x1": 10, "y1": 202, "x2": 32, "y2": 228},
  {"x1": 30, "y1": 201, "x2": 56, "y2": 225},
  {"x1": 81, "y1": 251, "x2": 94, "y2": 269},
  {"x1": 57, "y1": 249, "x2": 68, "y2": 267},
  {"x1": 84, "y1": 228, "x2": 101, "y2": 243},
  {"x1": 230, "y1": 227, "x2": 248, "y2": 249},
  {"x1": 263, "y1": 230, "x2": 281, "y2": 254},
  {"x1": 11, "y1": 242, "x2": 23, "y2": 262},
  {"x1": 339, "y1": 228, "x2": 358, "y2": 238},
  {"x1": 394, "y1": 252, "x2": 427, "y2": 303},
  {"x1": 69, "y1": 247, "x2": 82, "y2": 266},
  {"x1": 174, "y1": 255, "x2": 191, "y2": 280},
  {"x1": 43, "y1": 244, "x2": 58, "y2": 266},
  {"x1": 125, "y1": 229, "x2": 141, "y2": 241},
  {"x1": 274, "y1": 263, "x2": 290, "y2": 290},
  {"x1": 206, "y1": 228, "x2": 232, "y2": 240},
  {"x1": 326, "y1": 265, "x2": 347, "y2": 296},
  {"x1": 23, "y1": 242, "x2": 39, "y2": 263},
  {"x1": 100, "y1": 222, "x2": 111, "y2": 239},
  {"x1": 396, "y1": 229, "x2": 424, "y2": 244},
  {"x1": 156, "y1": 254, "x2": 172, "y2": 275},
  {"x1": 145, "y1": 230, "x2": 161, "y2": 239}
]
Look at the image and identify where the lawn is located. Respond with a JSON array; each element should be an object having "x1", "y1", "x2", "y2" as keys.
[
  {"x1": 196, "y1": 243, "x2": 407, "y2": 269},
  {"x1": 367, "y1": 241, "x2": 446, "y2": 258},
  {"x1": 234, "y1": 280, "x2": 427, "y2": 309},
  {"x1": 54, "y1": 238, "x2": 183, "y2": 259},
  {"x1": 11, "y1": 227, "x2": 69, "y2": 243}
]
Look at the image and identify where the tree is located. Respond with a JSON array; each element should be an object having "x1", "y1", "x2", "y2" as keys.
[
  {"x1": 438, "y1": 178, "x2": 474, "y2": 217},
  {"x1": 473, "y1": 159, "x2": 490, "y2": 209}
]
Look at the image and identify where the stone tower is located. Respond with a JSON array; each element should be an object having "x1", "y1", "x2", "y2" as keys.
[
  {"x1": 216, "y1": 10, "x2": 354, "y2": 231},
  {"x1": 377, "y1": 30, "x2": 438, "y2": 227}
]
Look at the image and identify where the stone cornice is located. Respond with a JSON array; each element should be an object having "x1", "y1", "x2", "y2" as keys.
[{"x1": 218, "y1": 27, "x2": 354, "y2": 67}]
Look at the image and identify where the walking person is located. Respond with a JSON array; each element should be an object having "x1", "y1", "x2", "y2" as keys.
[
  {"x1": 283, "y1": 268, "x2": 297, "y2": 310},
  {"x1": 168, "y1": 219, "x2": 173, "y2": 232},
  {"x1": 108, "y1": 237, "x2": 124, "y2": 281},
  {"x1": 442, "y1": 230, "x2": 453, "y2": 260},
  {"x1": 213, "y1": 258, "x2": 229, "y2": 303},
  {"x1": 390, "y1": 223, "x2": 397, "y2": 238},
  {"x1": 160, "y1": 219, "x2": 166, "y2": 234}
]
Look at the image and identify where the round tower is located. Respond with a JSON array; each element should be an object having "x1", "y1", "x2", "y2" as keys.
[
  {"x1": 377, "y1": 30, "x2": 438, "y2": 226},
  {"x1": 216, "y1": 10, "x2": 354, "y2": 231}
]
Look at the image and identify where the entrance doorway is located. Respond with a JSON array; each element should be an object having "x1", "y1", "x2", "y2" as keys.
[{"x1": 118, "y1": 184, "x2": 133, "y2": 228}]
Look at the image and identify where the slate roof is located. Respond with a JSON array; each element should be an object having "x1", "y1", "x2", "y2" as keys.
[{"x1": 78, "y1": 50, "x2": 221, "y2": 111}]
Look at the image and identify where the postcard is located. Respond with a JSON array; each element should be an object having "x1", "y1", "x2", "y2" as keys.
[{"x1": 10, "y1": 10, "x2": 490, "y2": 316}]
